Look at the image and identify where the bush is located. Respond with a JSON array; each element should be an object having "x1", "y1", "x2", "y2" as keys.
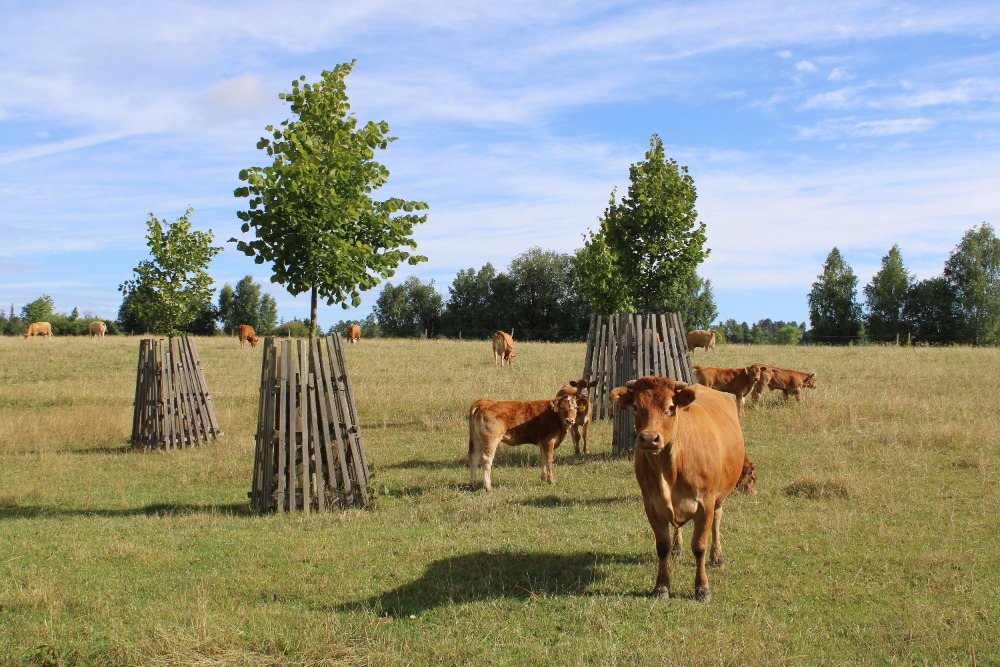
[{"x1": 274, "y1": 320, "x2": 312, "y2": 338}]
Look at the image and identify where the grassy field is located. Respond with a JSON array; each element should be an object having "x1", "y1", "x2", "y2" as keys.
[{"x1": 0, "y1": 335, "x2": 998, "y2": 666}]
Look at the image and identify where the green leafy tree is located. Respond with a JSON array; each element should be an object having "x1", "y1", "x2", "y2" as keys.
[
  {"x1": 118, "y1": 208, "x2": 222, "y2": 335},
  {"x1": 808, "y1": 247, "x2": 862, "y2": 344},
  {"x1": 218, "y1": 275, "x2": 279, "y2": 335},
  {"x1": 233, "y1": 60, "x2": 429, "y2": 337},
  {"x1": 776, "y1": 324, "x2": 804, "y2": 345},
  {"x1": 373, "y1": 276, "x2": 443, "y2": 337},
  {"x1": 863, "y1": 244, "x2": 915, "y2": 343},
  {"x1": 673, "y1": 271, "x2": 718, "y2": 330},
  {"x1": 944, "y1": 223, "x2": 1000, "y2": 345},
  {"x1": 902, "y1": 277, "x2": 961, "y2": 344},
  {"x1": 503, "y1": 247, "x2": 590, "y2": 341},
  {"x1": 441, "y1": 263, "x2": 499, "y2": 337},
  {"x1": 21, "y1": 295, "x2": 55, "y2": 324},
  {"x1": 577, "y1": 134, "x2": 708, "y2": 315}
]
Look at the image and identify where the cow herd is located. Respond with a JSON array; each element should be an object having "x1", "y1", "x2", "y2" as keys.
[{"x1": 22, "y1": 320, "x2": 106, "y2": 339}]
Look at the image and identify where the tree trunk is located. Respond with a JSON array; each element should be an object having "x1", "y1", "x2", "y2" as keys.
[{"x1": 310, "y1": 286, "x2": 318, "y2": 339}]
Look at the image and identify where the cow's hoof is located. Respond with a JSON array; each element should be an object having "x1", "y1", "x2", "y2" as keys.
[
  {"x1": 695, "y1": 586, "x2": 711, "y2": 602},
  {"x1": 653, "y1": 586, "x2": 670, "y2": 601},
  {"x1": 709, "y1": 557, "x2": 724, "y2": 569}
]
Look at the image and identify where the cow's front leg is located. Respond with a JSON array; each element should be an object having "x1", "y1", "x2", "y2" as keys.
[
  {"x1": 709, "y1": 503, "x2": 724, "y2": 567},
  {"x1": 691, "y1": 505, "x2": 715, "y2": 602},
  {"x1": 539, "y1": 441, "x2": 555, "y2": 484}
]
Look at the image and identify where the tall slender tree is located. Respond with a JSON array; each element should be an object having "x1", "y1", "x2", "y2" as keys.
[
  {"x1": 944, "y1": 222, "x2": 1000, "y2": 345},
  {"x1": 863, "y1": 244, "x2": 914, "y2": 343},
  {"x1": 218, "y1": 275, "x2": 279, "y2": 335},
  {"x1": 233, "y1": 61, "x2": 429, "y2": 337},
  {"x1": 808, "y1": 247, "x2": 862, "y2": 344}
]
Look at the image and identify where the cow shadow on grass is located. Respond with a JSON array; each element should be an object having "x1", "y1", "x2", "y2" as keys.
[
  {"x1": 336, "y1": 549, "x2": 649, "y2": 617},
  {"x1": 0, "y1": 501, "x2": 254, "y2": 520}
]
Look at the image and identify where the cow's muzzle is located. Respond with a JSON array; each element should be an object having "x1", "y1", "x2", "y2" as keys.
[{"x1": 637, "y1": 431, "x2": 665, "y2": 451}]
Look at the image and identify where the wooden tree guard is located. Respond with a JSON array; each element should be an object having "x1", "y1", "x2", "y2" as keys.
[
  {"x1": 581, "y1": 313, "x2": 694, "y2": 457},
  {"x1": 131, "y1": 337, "x2": 222, "y2": 449},
  {"x1": 249, "y1": 334, "x2": 370, "y2": 513}
]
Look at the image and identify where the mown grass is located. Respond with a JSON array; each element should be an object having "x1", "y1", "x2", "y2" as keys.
[{"x1": 0, "y1": 335, "x2": 997, "y2": 666}]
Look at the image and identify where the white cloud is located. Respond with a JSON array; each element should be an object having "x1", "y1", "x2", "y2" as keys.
[
  {"x1": 829, "y1": 67, "x2": 854, "y2": 82},
  {"x1": 796, "y1": 60, "x2": 818, "y2": 73}
]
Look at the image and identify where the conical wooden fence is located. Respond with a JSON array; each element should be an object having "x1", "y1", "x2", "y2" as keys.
[
  {"x1": 581, "y1": 313, "x2": 694, "y2": 456},
  {"x1": 249, "y1": 334, "x2": 370, "y2": 513},
  {"x1": 131, "y1": 337, "x2": 222, "y2": 449}
]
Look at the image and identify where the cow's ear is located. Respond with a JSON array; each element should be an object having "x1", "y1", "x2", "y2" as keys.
[
  {"x1": 587, "y1": 380, "x2": 597, "y2": 388},
  {"x1": 570, "y1": 380, "x2": 580, "y2": 388},
  {"x1": 611, "y1": 386, "x2": 634, "y2": 409},
  {"x1": 674, "y1": 387, "x2": 697, "y2": 409}
]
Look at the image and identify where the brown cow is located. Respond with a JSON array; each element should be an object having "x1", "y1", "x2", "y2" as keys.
[
  {"x1": 736, "y1": 456, "x2": 758, "y2": 495},
  {"x1": 686, "y1": 329, "x2": 716, "y2": 353},
  {"x1": 556, "y1": 378, "x2": 598, "y2": 456},
  {"x1": 346, "y1": 323, "x2": 361, "y2": 344},
  {"x1": 752, "y1": 366, "x2": 817, "y2": 404},
  {"x1": 612, "y1": 376, "x2": 745, "y2": 601},
  {"x1": 693, "y1": 364, "x2": 766, "y2": 417},
  {"x1": 237, "y1": 324, "x2": 259, "y2": 349},
  {"x1": 24, "y1": 321, "x2": 52, "y2": 339},
  {"x1": 491, "y1": 330, "x2": 515, "y2": 367},
  {"x1": 88, "y1": 320, "x2": 107, "y2": 338},
  {"x1": 468, "y1": 391, "x2": 578, "y2": 491}
]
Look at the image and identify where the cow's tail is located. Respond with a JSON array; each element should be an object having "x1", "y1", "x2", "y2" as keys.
[{"x1": 468, "y1": 405, "x2": 480, "y2": 459}]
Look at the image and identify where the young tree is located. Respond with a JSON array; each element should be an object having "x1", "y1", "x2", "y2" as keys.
[
  {"x1": 863, "y1": 244, "x2": 914, "y2": 343},
  {"x1": 944, "y1": 223, "x2": 1000, "y2": 345},
  {"x1": 373, "y1": 276, "x2": 443, "y2": 337},
  {"x1": 233, "y1": 61, "x2": 429, "y2": 337},
  {"x1": 21, "y1": 295, "x2": 56, "y2": 324},
  {"x1": 577, "y1": 134, "x2": 709, "y2": 315},
  {"x1": 808, "y1": 247, "x2": 862, "y2": 344},
  {"x1": 218, "y1": 275, "x2": 279, "y2": 335},
  {"x1": 118, "y1": 208, "x2": 222, "y2": 334}
]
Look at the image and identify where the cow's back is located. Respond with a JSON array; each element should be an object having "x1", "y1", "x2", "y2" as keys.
[
  {"x1": 472, "y1": 399, "x2": 552, "y2": 444},
  {"x1": 675, "y1": 385, "x2": 745, "y2": 493}
]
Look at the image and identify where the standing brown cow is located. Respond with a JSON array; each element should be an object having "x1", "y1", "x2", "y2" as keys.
[
  {"x1": 612, "y1": 376, "x2": 745, "y2": 601},
  {"x1": 693, "y1": 364, "x2": 766, "y2": 417},
  {"x1": 557, "y1": 378, "x2": 598, "y2": 455},
  {"x1": 751, "y1": 366, "x2": 817, "y2": 404},
  {"x1": 24, "y1": 321, "x2": 52, "y2": 339},
  {"x1": 88, "y1": 320, "x2": 107, "y2": 338},
  {"x1": 238, "y1": 324, "x2": 259, "y2": 349},
  {"x1": 686, "y1": 329, "x2": 716, "y2": 353},
  {"x1": 346, "y1": 323, "x2": 361, "y2": 344},
  {"x1": 491, "y1": 330, "x2": 515, "y2": 366},
  {"x1": 468, "y1": 391, "x2": 578, "y2": 491}
]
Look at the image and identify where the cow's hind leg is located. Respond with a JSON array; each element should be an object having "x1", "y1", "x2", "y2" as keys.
[
  {"x1": 709, "y1": 502, "x2": 725, "y2": 567},
  {"x1": 480, "y1": 437, "x2": 500, "y2": 492}
]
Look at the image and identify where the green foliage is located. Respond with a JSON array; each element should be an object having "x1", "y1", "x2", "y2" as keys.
[
  {"x1": 808, "y1": 247, "x2": 862, "y2": 344},
  {"x1": 118, "y1": 208, "x2": 222, "y2": 335},
  {"x1": 577, "y1": 134, "x2": 709, "y2": 315},
  {"x1": 440, "y1": 263, "x2": 499, "y2": 337},
  {"x1": 944, "y1": 222, "x2": 1000, "y2": 345},
  {"x1": 501, "y1": 247, "x2": 591, "y2": 341},
  {"x1": 274, "y1": 319, "x2": 312, "y2": 338},
  {"x1": 218, "y1": 275, "x2": 279, "y2": 335},
  {"x1": 21, "y1": 294, "x2": 55, "y2": 324},
  {"x1": 902, "y1": 277, "x2": 962, "y2": 344},
  {"x1": 776, "y1": 324, "x2": 804, "y2": 345},
  {"x1": 373, "y1": 276, "x2": 443, "y2": 337},
  {"x1": 863, "y1": 244, "x2": 915, "y2": 343},
  {"x1": 672, "y1": 271, "x2": 717, "y2": 330},
  {"x1": 233, "y1": 60, "x2": 429, "y2": 336}
]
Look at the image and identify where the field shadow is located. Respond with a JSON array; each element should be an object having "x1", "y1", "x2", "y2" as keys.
[
  {"x1": 381, "y1": 458, "x2": 456, "y2": 471},
  {"x1": 516, "y1": 494, "x2": 635, "y2": 509},
  {"x1": 336, "y1": 549, "x2": 648, "y2": 616},
  {"x1": 0, "y1": 501, "x2": 253, "y2": 520}
]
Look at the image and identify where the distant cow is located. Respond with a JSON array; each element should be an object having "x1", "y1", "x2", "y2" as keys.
[
  {"x1": 346, "y1": 323, "x2": 361, "y2": 344},
  {"x1": 491, "y1": 330, "x2": 515, "y2": 367},
  {"x1": 752, "y1": 366, "x2": 817, "y2": 404},
  {"x1": 686, "y1": 329, "x2": 716, "y2": 353},
  {"x1": 238, "y1": 324, "x2": 259, "y2": 349},
  {"x1": 612, "y1": 376, "x2": 746, "y2": 601},
  {"x1": 24, "y1": 321, "x2": 52, "y2": 339},
  {"x1": 557, "y1": 378, "x2": 598, "y2": 456},
  {"x1": 468, "y1": 391, "x2": 578, "y2": 491},
  {"x1": 736, "y1": 456, "x2": 758, "y2": 495},
  {"x1": 88, "y1": 320, "x2": 107, "y2": 338},
  {"x1": 693, "y1": 364, "x2": 767, "y2": 417}
]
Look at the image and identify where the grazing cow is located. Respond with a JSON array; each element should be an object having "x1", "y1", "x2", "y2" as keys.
[
  {"x1": 88, "y1": 320, "x2": 107, "y2": 338},
  {"x1": 346, "y1": 323, "x2": 361, "y2": 344},
  {"x1": 752, "y1": 366, "x2": 817, "y2": 404},
  {"x1": 736, "y1": 456, "x2": 758, "y2": 495},
  {"x1": 693, "y1": 364, "x2": 766, "y2": 417},
  {"x1": 24, "y1": 321, "x2": 52, "y2": 339},
  {"x1": 491, "y1": 330, "x2": 515, "y2": 367},
  {"x1": 686, "y1": 329, "x2": 716, "y2": 353},
  {"x1": 612, "y1": 376, "x2": 745, "y2": 601},
  {"x1": 237, "y1": 324, "x2": 259, "y2": 349},
  {"x1": 468, "y1": 391, "x2": 578, "y2": 491},
  {"x1": 557, "y1": 379, "x2": 598, "y2": 456}
]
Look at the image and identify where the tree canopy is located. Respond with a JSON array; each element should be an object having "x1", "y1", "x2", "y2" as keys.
[
  {"x1": 218, "y1": 275, "x2": 279, "y2": 335},
  {"x1": 118, "y1": 208, "x2": 221, "y2": 335},
  {"x1": 944, "y1": 222, "x2": 1000, "y2": 345},
  {"x1": 576, "y1": 134, "x2": 709, "y2": 316},
  {"x1": 808, "y1": 247, "x2": 862, "y2": 344},
  {"x1": 233, "y1": 60, "x2": 429, "y2": 337},
  {"x1": 863, "y1": 244, "x2": 914, "y2": 343}
]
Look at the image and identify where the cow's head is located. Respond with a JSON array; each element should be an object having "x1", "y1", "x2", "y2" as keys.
[
  {"x1": 803, "y1": 373, "x2": 817, "y2": 389},
  {"x1": 569, "y1": 378, "x2": 597, "y2": 400},
  {"x1": 611, "y1": 376, "x2": 696, "y2": 453},
  {"x1": 747, "y1": 364, "x2": 771, "y2": 384},
  {"x1": 736, "y1": 458, "x2": 758, "y2": 495},
  {"x1": 549, "y1": 393, "x2": 579, "y2": 426},
  {"x1": 249, "y1": 334, "x2": 259, "y2": 348}
]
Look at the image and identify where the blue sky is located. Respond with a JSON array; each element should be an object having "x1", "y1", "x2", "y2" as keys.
[{"x1": 2, "y1": 1, "x2": 999, "y2": 330}]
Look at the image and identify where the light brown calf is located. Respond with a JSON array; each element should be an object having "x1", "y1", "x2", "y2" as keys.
[
  {"x1": 468, "y1": 392, "x2": 578, "y2": 491},
  {"x1": 612, "y1": 377, "x2": 745, "y2": 601},
  {"x1": 346, "y1": 323, "x2": 361, "y2": 344},
  {"x1": 24, "y1": 321, "x2": 52, "y2": 339},
  {"x1": 556, "y1": 378, "x2": 598, "y2": 456},
  {"x1": 693, "y1": 364, "x2": 765, "y2": 417},
  {"x1": 491, "y1": 330, "x2": 515, "y2": 366},
  {"x1": 238, "y1": 324, "x2": 259, "y2": 349}
]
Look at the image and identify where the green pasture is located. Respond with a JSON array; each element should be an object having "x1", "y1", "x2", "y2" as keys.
[{"x1": 0, "y1": 336, "x2": 997, "y2": 666}]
